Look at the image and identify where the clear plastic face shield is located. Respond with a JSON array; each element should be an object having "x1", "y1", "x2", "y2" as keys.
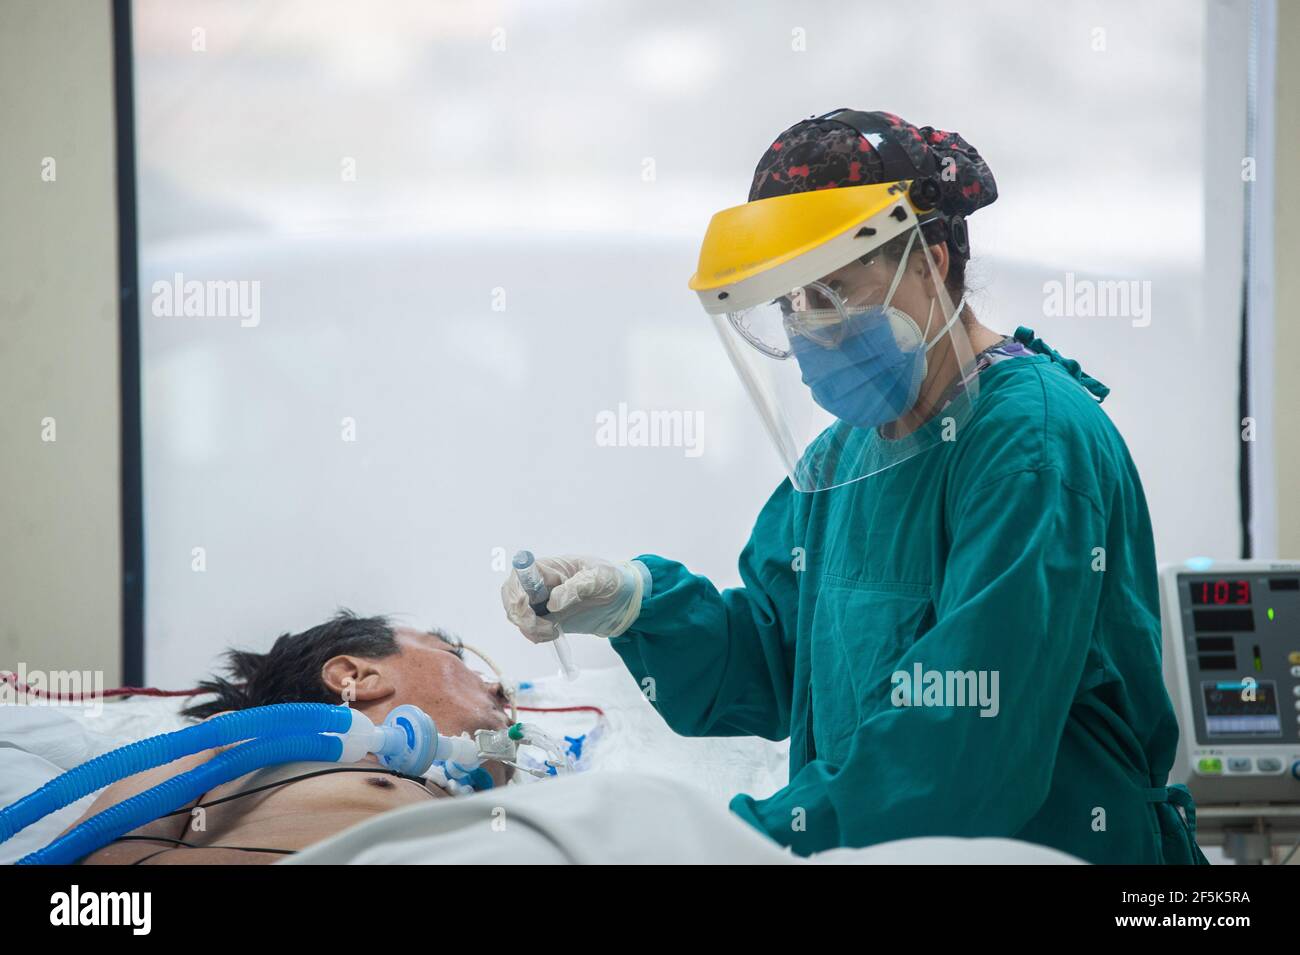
[{"x1": 692, "y1": 185, "x2": 978, "y2": 492}]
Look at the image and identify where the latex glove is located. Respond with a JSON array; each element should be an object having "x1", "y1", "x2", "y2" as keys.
[{"x1": 501, "y1": 555, "x2": 652, "y2": 643}]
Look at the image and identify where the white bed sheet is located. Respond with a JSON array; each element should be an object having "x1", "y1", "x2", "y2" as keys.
[{"x1": 286, "y1": 771, "x2": 1082, "y2": 865}]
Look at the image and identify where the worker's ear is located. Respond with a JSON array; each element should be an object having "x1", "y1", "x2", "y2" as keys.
[
  {"x1": 923, "y1": 241, "x2": 950, "y2": 292},
  {"x1": 322, "y1": 655, "x2": 394, "y2": 704}
]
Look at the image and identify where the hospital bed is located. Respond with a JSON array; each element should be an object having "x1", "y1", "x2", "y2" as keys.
[{"x1": 0, "y1": 666, "x2": 1079, "y2": 864}]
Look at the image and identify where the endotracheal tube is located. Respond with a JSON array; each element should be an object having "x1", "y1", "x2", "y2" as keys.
[{"x1": 513, "y1": 549, "x2": 580, "y2": 681}]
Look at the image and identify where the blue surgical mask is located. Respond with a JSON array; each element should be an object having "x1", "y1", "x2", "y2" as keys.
[{"x1": 789, "y1": 254, "x2": 963, "y2": 429}]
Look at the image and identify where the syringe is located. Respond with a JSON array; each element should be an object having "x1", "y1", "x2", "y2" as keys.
[{"x1": 512, "y1": 550, "x2": 580, "y2": 681}]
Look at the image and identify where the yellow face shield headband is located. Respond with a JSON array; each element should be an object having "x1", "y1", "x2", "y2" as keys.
[{"x1": 688, "y1": 180, "x2": 933, "y2": 316}]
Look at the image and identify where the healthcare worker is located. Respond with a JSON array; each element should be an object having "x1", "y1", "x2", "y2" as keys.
[{"x1": 502, "y1": 109, "x2": 1206, "y2": 865}]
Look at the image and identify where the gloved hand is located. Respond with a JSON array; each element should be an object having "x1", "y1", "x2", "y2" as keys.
[{"x1": 501, "y1": 555, "x2": 652, "y2": 642}]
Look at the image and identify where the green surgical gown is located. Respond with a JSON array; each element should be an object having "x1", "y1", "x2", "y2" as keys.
[{"x1": 611, "y1": 348, "x2": 1207, "y2": 864}]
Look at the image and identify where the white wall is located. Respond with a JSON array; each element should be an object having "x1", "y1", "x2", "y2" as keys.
[
  {"x1": 0, "y1": 0, "x2": 122, "y2": 681},
  {"x1": 1273, "y1": 0, "x2": 1300, "y2": 557}
]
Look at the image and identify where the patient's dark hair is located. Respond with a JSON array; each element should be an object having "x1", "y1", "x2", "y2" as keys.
[{"x1": 181, "y1": 611, "x2": 400, "y2": 720}]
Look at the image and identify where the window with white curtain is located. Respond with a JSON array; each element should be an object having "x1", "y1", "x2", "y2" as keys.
[{"x1": 132, "y1": 0, "x2": 1229, "y2": 684}]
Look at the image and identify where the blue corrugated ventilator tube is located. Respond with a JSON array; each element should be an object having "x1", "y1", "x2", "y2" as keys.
[{"x1": 0, "y1": 702, "x2": 483, "y2": 865}]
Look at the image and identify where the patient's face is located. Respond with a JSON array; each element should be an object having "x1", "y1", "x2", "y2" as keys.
[
  {"x1": 384, "y1": 627, "x2": 513, "y2": 739},
  {"x1": 359, "y1": 627, "x2": 514, "y2": 787}
]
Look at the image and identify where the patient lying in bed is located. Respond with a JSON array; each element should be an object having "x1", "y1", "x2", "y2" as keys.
[{"x1": 65, "y1": 612, "x2": 514, "y2": 865}]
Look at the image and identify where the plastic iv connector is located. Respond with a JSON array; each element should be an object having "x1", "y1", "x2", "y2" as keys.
[
  {"x1": 513, "y1": 549, "x2": 580, "y2": 681},
  {"x1": 475, "y1": 720, "x2": 572, "y2": 779}
]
